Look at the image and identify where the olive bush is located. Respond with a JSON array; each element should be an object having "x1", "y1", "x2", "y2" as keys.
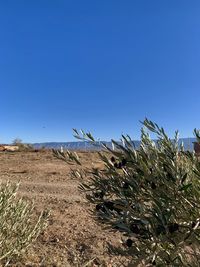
[
  {"x1": 0, "y1": 181, "x2": 49, "y2": 265},
  {"x1": 54, "y1": 119, "x2": 200, "y2": 266}
]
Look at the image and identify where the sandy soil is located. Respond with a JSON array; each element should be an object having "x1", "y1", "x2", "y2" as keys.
[{"x1": 0, "y1": 151, "x2": 126, "y2": 267}]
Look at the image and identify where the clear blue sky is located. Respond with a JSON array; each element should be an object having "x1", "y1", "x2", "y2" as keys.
[{"x1": 1, "y1": 1, "x2": 200, "y2": 143}]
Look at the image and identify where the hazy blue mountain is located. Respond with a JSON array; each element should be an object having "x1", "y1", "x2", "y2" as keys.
[{"x1": 32, "y1": 138, "x2": 196, "y2": 151}]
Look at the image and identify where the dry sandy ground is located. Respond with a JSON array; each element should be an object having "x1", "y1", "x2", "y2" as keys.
[{"x1": 0, "y1": 151, "x2": 127, "y2": 267}]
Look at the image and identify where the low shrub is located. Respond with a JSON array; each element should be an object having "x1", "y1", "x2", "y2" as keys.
[
  {"x1": 12, "y1": 138, "x2": 34, "y2": 152},
  {"x1": 54, "y1": 119, "x2": 200, "y2": 266},
  {"x1": 0, "y1": 181, "x2": 49, "y2": 265}
]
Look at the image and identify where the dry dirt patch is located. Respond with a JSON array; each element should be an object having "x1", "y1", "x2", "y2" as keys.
[{"x1": 0, "y1": 151, "x2": 124, "y2": 266}]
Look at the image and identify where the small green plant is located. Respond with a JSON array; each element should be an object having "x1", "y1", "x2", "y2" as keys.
[
  {"x1": 0, "y1": 181, "x2": 49, "y2": 265},
  {"x1": 54, "y1": 119, "x2": 200, "y2": 266}
]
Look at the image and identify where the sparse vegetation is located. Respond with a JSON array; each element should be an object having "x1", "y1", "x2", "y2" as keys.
[
  {"x1": 12, "y1": 138, "x2": 34, "y2": 152},
  {"x1": 54, "y1": 119, "x2": 200, "y2": 266},
  {"x1": 12, "y1": 138, "x2": 23, "y2": 146},
  {"x1": 0, "y1": 181, "x2": 49, "y2": 265}
]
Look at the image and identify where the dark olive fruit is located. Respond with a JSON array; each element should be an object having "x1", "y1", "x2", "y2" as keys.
[
  {"x1": 96, "y1": 204, "x2": 101, "y2": 210},
  {"x1": 104, "y1": 201, "x2": 114, "y2": 210},
  {"x1": 114, "y1": 163, "x2": 118, "y2": 168},
  {"x1": 94, "y1": 192, "x2": 99, "y2": 198},
  {"x1": 123, "y1": 182, "x2": 129, "y2": 189},
  {"x1": 130, "y1": 224, "x2": 140, "y2": 234},
  {"x1": 136, "y1": 168, "x2": 144, "y2": 175},
  {"x1": 99, "y1": 191, "x2": 104, "y2": 198},
  {"x1": 95, "y1": 204, "x2": 106, "y2": 212},
  {"x1": 192, "y1": 222, "x2": 196, "y2": 228},
  {"x1": 130, "y1": 204, "x2": 135, "y2": 210},
  {"x1": 110, "y1": 156, "x2": 115, "y2": 162},
  {"x1": 166, "y1": 173, "x2": 173, "y2": 180},
  {"x1": 125, "y1": 239, "x2": 133, "y2": 247},
  {"x1": 96, "y1": 201, "x2": 116, "y2": 212},
  {"x1": 121, "y1": 158, "x2": 127, "y2": 166},
  {"x1": 163, "y1": 164, "x2": 168, "y2": 172},
  {"x1": 155, "y1": 225, "x2": 166, "y2": 235},
  {"x1": 103, "y1": 201, "x2": 122, "y2": 213},
  {"x1": 118, "y1": 162, "x2": 122, "y2": 169},
  {"x1": 94, "y1": 191, "x2": 104, "y2": 199},
  {"x1": 151, "y1": 182, "x2": 157, "y2": 190},
  {"x1": 168, "y1": 223, "x2": 179, "y2": 233}
]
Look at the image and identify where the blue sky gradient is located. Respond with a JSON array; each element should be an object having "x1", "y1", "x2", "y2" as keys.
[{"x1": 1, "y1": 1, "x2": 200, "y2": 143}]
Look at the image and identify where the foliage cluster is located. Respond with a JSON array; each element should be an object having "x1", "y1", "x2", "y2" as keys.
[
  {"x1": 0, "y1": 182, "x2": 49, "y2": 265},
  {"x1": 54, "y1": 119, "x2": 200, "y2": 266}
]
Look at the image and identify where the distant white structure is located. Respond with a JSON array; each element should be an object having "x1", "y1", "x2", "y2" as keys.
[{"x1": 60, "y1": 146, "x2": 63, "y2": 153}]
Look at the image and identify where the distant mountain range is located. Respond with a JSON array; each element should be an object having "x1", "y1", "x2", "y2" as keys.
[{"x1": 32, "y1": 138, "x2": 196, "y2": 151}]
